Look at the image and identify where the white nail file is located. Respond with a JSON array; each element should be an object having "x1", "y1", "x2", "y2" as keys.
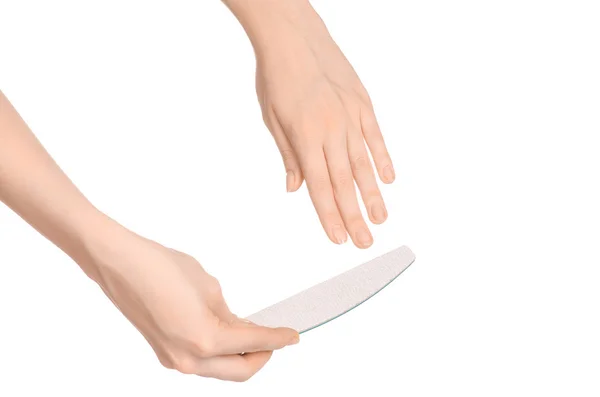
[{"x1": 245, "y1": 245, "x2": 415, "y2": 333}]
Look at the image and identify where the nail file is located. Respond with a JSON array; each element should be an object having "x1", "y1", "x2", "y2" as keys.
[{"x1": 245, "y1": 245, "x2": 415, "y2": 334}]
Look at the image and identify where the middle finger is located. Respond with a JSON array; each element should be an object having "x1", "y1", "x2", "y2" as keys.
[{"x1": 324, "y1": 134, "x2": 373, "y2": 249}]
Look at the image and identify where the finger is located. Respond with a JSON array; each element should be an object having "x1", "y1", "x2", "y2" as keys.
[
  {"x1": 298, "y1": 148, "x2": 348, "y2": 244},
  {"x1": 196, "y1": 351, "x2": 274, "y2": 382},
  {"x1": 347, "y1": 130, "x2": 387, "y2": 224},
  {"x1": 324, "y1": 136, "x2": 374, "y2": 249},
  {"x1": 360, "y1": 107, "x2": 395, "y2": 184},
  {"x1": 265, "y1": 110, "x2": 304, "y2": 192},
  {"x1": 210, "y1": 321, "x2": 299, "y2": 356},
  {"x1": 212, "y1": 302, "x2": 238, "y2": 325},
  {"x1": 214, "y1": 307, "x2": 254, "y2": 328}
]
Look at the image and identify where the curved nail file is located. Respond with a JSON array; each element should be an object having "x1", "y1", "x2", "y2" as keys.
[{"x1": 245, "y1": 245, "x2": 415, "y2": 333}]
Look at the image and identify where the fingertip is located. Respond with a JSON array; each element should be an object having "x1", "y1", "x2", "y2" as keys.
[
  {"x1": 288, "y1": 330, "x2": 300, "y2": 345},
  {"x1": 278, "y1": 326, "x2": 299, "y2": 344},
  {"x1": 353, "y1": 228, "x2": 373, "y2": 249},
  {"x1": 286, "y1": 170, "x2": 304, "y2": 192},
  {"x1": 330, "y1": 224, "x2": 348, "y2": 245},
  {"x1": 381, "y1": 164, "x2": 395, "y2": 184},
  {"x1": 291, "y1": 179, "x2": 303, "y2": 192},
  {"x1": 368, "y1": 201, "x2": 388, "y2": 225},
  {"x1": 251, "y1": 325, "x2": 299, "y2": 350},
  {"x1": 357, "y1": 241, "x2": 373, "y2": 249},
  {"x1": 286, "y1": 171, "x2": 296, "y2": 192}
]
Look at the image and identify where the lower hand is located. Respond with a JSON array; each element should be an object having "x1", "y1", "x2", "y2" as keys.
[
  {"x1": 79, "y1": 217, "x2": 299, "y2": 382},
  {"x1": 0, "y1": 86, "x2": 299, "y2": 383}
]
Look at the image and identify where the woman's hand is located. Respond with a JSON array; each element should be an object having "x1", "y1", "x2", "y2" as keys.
[
  {"x1": 0, "y1": 90, "x2": 298, "y2": 383},
  {"x1": 225, "y1": 0, "x2": 395, "y2": 249},
  {"x1": 80, "y1": 218, "x2": 299, "y2": 382}
]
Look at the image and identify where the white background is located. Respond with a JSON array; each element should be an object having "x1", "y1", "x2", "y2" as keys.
[{"x1": 1, "y1": 0, "x2": 599, "y2": 395}]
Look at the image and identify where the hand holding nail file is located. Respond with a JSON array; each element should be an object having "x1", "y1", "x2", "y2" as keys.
[{"x1": 245, "y1": 246, "x2": 415, "y2": 334}]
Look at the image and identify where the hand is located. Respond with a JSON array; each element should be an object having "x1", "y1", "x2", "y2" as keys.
[
  {"x1": 80, "y1": 218, "x2": 299, "y2": 382},
  {"x1": 225, "y1": 0, "x2": 395, "y2": 249},
  {"x1": 0, "y1": 90, "x2": 298, "y2": 382}
]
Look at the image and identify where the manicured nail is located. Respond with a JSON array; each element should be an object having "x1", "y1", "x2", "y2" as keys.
[
  {"x1": 371, "y1": 203, "x2": 388, "y2": 224},
  {"x1": 383, "y1": 165, "x2": 395, "y2": 183},
  {"x1": 332, "y1": 225, "x2": 348, "y2": 244},
  {"x1": 356, "y1": 229, "x2": 373, "y2": 248},
  {"x1": 286, "y1": 171, "x2": 295, "y2": 192}
]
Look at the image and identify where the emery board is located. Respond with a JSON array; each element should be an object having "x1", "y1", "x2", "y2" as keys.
[{"x1": 245, "y1": 245, "x2": 415, "y2": 334}]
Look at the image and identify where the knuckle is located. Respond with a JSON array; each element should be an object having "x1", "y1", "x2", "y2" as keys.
[
  {"x1": 192, "y1": 336, "x2": 217, "y2": 358},
  {"x1": 361, "y1": 111, "x2": 379, "y2": 133},
  {"x1": 292, "y1": 127, "x2": 318, "y2": 150},
  {"x1": 310, "y1": 176, "x2": 331, "y2": 194},
  {"x1": 171, "y1": 353, "x2": 198, "y2": 375},
  {"x1": 366, "y1": 190, "x2": 382, "y2": 203},
  {"x1": 350, "y1": 155, "x2": 370, "y2": 172},
  {"x1": 280, "y1": 149, "x2": 296, "y2": 164},
  {"x1": 206, "y1": 276, "x2": 222, "y2": 296},
  {"x1": 322, "y1": 211, "x2": 343, "y2": 226},
  {"x1": 354, "y1": 84, "x2": 373, "y2": 105},
  {"x1": 348, "y1": 216, "x2": 367, "y2": 230},
  {"x1": 158, "y1": 354, "x2": 175, "y2": 370},
  {"x1": 332, "y1": 172, "x2": 353, "y2": 192},
  {"x1": 323, "y1": 115, "x2": 347, "y2": 133}
]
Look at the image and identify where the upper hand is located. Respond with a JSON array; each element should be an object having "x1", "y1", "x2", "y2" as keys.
[{"x1": 238, "y1": 1, "x2": 395, "y2": 248}]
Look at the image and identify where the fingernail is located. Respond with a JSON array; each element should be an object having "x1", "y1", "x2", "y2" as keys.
[
  {"x1": 289, "y1": 334, "x2": 300, "y2": 345},
  {"x1": 332, "y1": 225, "x2": 348, "y2": 244},
  {"x1": 383, "y1": 165, "x2": 395, "y2": 183},
  {"x1": 371, "y1": 203, "x2": 388, "y2": 224},
  {"x1": 356, "y1": 229, "x2": 373, "y2": 248},
  {"x1": 286, "y1": 171, "x2": 295, "y2": 192}
]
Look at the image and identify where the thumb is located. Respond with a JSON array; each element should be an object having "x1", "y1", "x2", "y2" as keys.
[{"x1": 212, "y1": 321, "x2": 300, "y2": 356}]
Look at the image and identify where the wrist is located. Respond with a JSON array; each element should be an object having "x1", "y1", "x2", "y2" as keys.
[
  {"x1": 41, "y1": 204, "x2": 112, "y2": 271},
  {"x1": 70, "y1": 209, "x2": 133, "y2": 280},
  {"x1": 29, "y1": 198, "x2": 126, "y2": 281}
]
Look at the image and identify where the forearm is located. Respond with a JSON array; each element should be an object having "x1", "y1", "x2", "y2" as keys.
[
  {"x1": 0, "y1": 91, "x2": 109, "y2": 266},
  {"x1": 222, "y1": 0, "x2": 331, "y2": 57}
]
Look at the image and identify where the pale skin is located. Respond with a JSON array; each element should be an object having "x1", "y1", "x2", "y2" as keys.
[
  {"x1": 0, "y1": 0, "x2": 393, "y2": 382},
  {"x1": 228, "y1": 0, "x2": 395, "y2": 248}
]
